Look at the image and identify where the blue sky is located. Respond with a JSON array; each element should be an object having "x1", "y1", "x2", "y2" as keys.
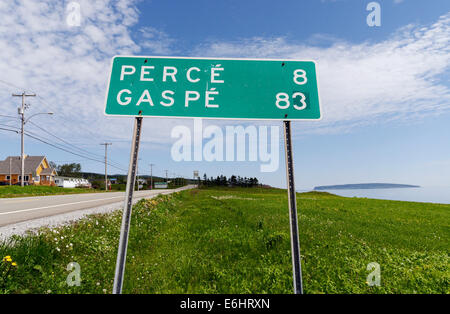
[
  {"x1": 135, "y1": 0, "x2": 448, "y2": 46},
  {"x1": 0, "y1": 0, "x2": 449, "y2": 190}
]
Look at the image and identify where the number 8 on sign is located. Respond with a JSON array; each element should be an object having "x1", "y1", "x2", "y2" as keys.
[{"x1": 293, "y1": 69, "x2": 307, "y2": 85}]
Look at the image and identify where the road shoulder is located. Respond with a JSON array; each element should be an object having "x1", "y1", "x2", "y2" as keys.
[{"x1": 0, "y1": 185, "x2": 194, "y2": 240}]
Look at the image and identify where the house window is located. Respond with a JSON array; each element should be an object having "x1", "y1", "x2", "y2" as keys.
[{"x1": 6, "y1": 175, "x2": 10, "y2": 180}]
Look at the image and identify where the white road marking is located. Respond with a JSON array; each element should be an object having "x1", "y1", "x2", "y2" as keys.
[
  {"x1": 1, "y1": 198, "x2": 39, "y2": 203},
  {"x1": 0, "y1": 195, "x2": 128, "y2": 216}
]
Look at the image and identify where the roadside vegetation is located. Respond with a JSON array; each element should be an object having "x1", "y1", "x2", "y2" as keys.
[
  {"x1": 0, "y1": 187, "x2": 448, "y2": 293},
  {"x1": 0, "y1": 181, "x2": 187, "y2": 198},
  {"x1": 0, "y1": 185, "x2": 102, "y2": 198}
]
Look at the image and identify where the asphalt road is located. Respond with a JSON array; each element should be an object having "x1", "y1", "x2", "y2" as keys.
[{"x1": 0, "y1": 185, "x2": 195, "y2": 227}]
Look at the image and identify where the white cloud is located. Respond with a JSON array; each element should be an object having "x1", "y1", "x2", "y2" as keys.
[
  {"x1": 0, "y1": 0, "x2": 179, "y2": 152},
  {"x1": 192, "y1": 12, "x2": 450, "y2": 134},
  {"x1": 139, "y1": 27, "x2": 176, "y2": 55},
  {"x1": 0, "y1": 1, "x2": 140, "y2": 143}
]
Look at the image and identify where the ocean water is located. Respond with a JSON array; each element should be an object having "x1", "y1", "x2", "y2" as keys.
[{"x1": 299, "y1": 187, "x2": 450, "y2": 204}]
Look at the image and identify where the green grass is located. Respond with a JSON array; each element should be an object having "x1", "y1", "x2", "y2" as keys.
[
  {"x1": 0, "y1": 187, "x2": 448, "y2": 294},
  {"x1": 0, "y1": 185, "x2": 104, "y2": 198}
]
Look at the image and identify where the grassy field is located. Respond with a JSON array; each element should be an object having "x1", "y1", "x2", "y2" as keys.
[
  {"x1": 0, "y1": 187, "x2": 448, "y2": 294},
  {"x1": 0, "y1": 185, "x2": 103, "y2": 198}
]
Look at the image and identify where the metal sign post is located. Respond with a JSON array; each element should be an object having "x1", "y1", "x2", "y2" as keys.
[
  {"x1": 113, "y1": 116, "x2": 143, "y2": 294},
  {"x1": 283, "y1": 120, "x2": 303, "y2": 294}
]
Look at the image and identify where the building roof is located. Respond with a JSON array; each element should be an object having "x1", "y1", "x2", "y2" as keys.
[
  {"x1": 40, "y1": 168, "x2": 56, "y2": 175},
  {"x1": 0, "y1": 156, "x2": 55, "y2": 176},
  {"x1": 55, "y1": 176, "x2": 89, "y2": 181}
]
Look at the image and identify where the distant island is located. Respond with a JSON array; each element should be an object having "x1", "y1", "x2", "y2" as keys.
[{"x1": 314, "y1": 183, "x2": 420, "y2": 190}]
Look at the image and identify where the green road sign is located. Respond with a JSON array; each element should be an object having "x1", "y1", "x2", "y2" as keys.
[{"x1": 105, "y1": 56, "x2": 321, "y2": 120}]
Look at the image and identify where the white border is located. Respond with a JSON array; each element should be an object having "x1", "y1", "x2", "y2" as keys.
[{"x1": 103, "y1": 55, "x2": 322, "y2": 121}]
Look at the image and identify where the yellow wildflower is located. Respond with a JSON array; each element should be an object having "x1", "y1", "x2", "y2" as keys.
[{"x1": 11, "y1": 262, "x2": 17, "y2": 267}]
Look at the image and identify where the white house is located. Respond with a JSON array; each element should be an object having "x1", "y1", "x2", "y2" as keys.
[{"x1": 54, "y1": 176, "x2": 91, "y2": 188}]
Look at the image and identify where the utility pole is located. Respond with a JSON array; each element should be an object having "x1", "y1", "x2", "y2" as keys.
[
  {"x1": 165, "y1": 170, "x2": 168, "y2": 183},
  {"x1": 100, "y1": 143, "x2": 112, "y2": 191},
  {"x1": 13, "y1": 92, "x2": 36, "y2": 187},
  {"x1": 149, "y1": 163, "x2": 154, "y2": 189},
  {"x1": 9, "y1": 157, "x2": 12, "y2": 186}
]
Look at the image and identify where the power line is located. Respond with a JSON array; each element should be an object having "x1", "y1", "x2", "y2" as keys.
[
  {"x1": 0, "y1": 113, "x2": 126, "y2": 170},
  {"x1": 52, "y1": 161, "x2": 95, "y2": 164},
  {"x1": 0, "y1": 114, "x2": 19, "y2": 119},
  {"x1": 27, "y1": 120, "x2": 118, "y2": 164},
  {"x1": 2, "y1": 118, "x2": 127, "y2": 172},
  {"x1": 0, "y1": 123, "x2": 20, "y2": 129},
  {"x1": 31, "y1": 97, "x2": 127, "y2": 168},
  {"x1": 0, "y1": 119, "x2": 18, "y2": 125},
  {"x1": 0, "y1": 123, "x2": 124, "y2": 172},
  {"x1": 0, "y1": 79, "x2": 129, "y2": 172},
  {"x1": 0, "y1": 78, "x2": 132, "y2": 150},
  {"x1": 35, "y1": 94, "x2": 108, "y2": 140},
  {"x1": 0, "y1": 79, "x2": 30, "y2": 92},
  {"x1": 0, "y1": 79, "x2": 120, "y2": 159},
  {"x1": 0, "y1": 127, "x2": 19, "y2": 134},
  {"x1": 23, "y1": 132, "x2": 127, "y2": 172},
  {"x1": 1, "y1": 122, "x2": 91, "y2": 155}
]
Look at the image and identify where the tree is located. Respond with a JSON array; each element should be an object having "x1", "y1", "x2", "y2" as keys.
[
  {"x1": 56, "y1": 163, "x2": 81, "y2": 177},
  {"x1": 229, "y1": 175, "x2": 237, "y2": 186},
  {"x1": 200, "y1": 174, "x2": 260, "y2": 187},
  {"x1": 220, "y1": 175, "x2": 227, "y2": 186}
]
